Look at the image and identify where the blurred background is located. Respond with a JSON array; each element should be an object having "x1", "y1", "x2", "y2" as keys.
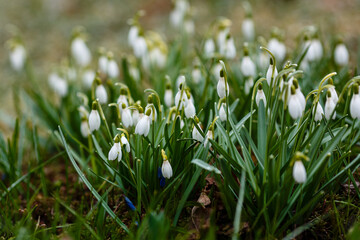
[{"x1": 1, "y1": 0, "x2": 360, "y2": 131}]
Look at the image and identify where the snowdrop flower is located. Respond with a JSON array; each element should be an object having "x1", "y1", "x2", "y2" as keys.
[
  {"x1": 9, "y1": 44, "x2": 26, "y2": 71},
  {"x1": 288, "y1": 86, "x2": 303, "y2": 119},
  {"x1": 48, "y1": 73, "x2": 68, "y2": 97},
  {"x1": 240, "y1": 46, "x2": 256, "y2": 78},
  {"x1": 107, "y1": 58, "x2": 119, "y2": 78},
  {"x1": 328, "y1": 83, "x2": 339, "y2": 105},
  {"x1": 293, "y1": 79, "x2": 306, "y2": 111},
  {"x1": 161, "y1": 150, "x2": 173, "y2": 179},
  {"x1": 132, "y1": 108, "x2": 141, "y2": 126},
  {"x1": 149, "y1": 47, "x2": 166, "y2": 69},
  {"x1": 71, "y1": 37, "x2": 91, "y2": 67},
  {"x1": 128, "y1": 25, "x2": 139, "y2": 48},
  {"x1": 121, "y1": 105, "x2": 133, "y2": 128},
  {"x1": 324, "y1": 91, "x2": 336, "y2": 120},
  {"x1": 304, "y1": 37, "x2": 323, "y2": 62},
  {"x1": 313, "y1": 102, "x2": 324, "y2": 122},
  {"x1": 255, "y1": 84, "x2": 266, "y2": 107},
  {"x1": 293, "y1": 160, "x2": 307, "y2": 183},
  {"x1": 175, "y1": 84, "x2": 187, "y2": 110},
  {"x1": 129, "y1": 65, "x2": 140, "y2": 82},
  {"x1": 176, "y1": 75, "x2": 186, "y2": 89},
  {"x1": 217, "y1": 69, "x2": 229, "y2": 98},
  {"x1": 164, "y1": 84, "x2": 173, "y2": 108},
  {"x1": 98, "y1": 55, "x2": 108, "y2": 74},
  {"x1": 244, "y1": 77, "x2": 254, "y2": 95},
  {"x1": 120, "y1": 134, "x2": 131, "y2": 153},
  {"x1": 204, "y1": 38, "x2": 215, "y2": 58},
  {"x1": 224, "y1": 35, "x2": 236, "y2": 59},
  {"x1": 88, "y1": 102, "x2": 101, "y2": 132},
  {"x1": 117, "y1": 90, "x2": 129, "y2": 112},
  {"x1": 268, "y1": 35, "x2": 286, "y2": 63},
  {"x1": 82, "y1": 69, "x2": 95, "y2": 89},
  {"x1": 212, "y1": 63, "x2": 223, "y2": 79},
  {"x1": 80, "y1": 119, "x2": 90, "y2": 137},
  {"x1": 184, "y1": 18, "x2": 195, "y2": 35},
  {"x1": 184, "y1": 98, "x2": 196, "y2": 118},
  {"x1": 350, "y1": 84, "x2": 360, "y2": 119},
  {"x1": 95, "y1": 84, "x2": 108, "y2": 104},
  {"x1": 258, "y1": 52, "x2": 268, "y2": 72},
  {"x1": 334, "y1": 42, "x2": 349, "y2": 66},
  {"x1": 242, "y1": 17, "x2": 255, "y2": 42},
  {"x1": 266, "y1": 58, "x2": 278, "y2": 87},
  {"x1": 135, "y1": 109, "x2": 151, "y2": 137},
  {"x1": 108, "y1": 135, "x2": 122, "y2": 162},
  {"x1": 192, "y1": 66, "x2": 202, "y2": 84},
  {"x1": 204, "y1": 128, "x2": 214, "y2": 148},
  {"x1": 219, "y1": 103, "x2": 227, "y2": 122},
  {"x1": 192, "y1": 121, "x2": 204, "y2": 142},
  {"x1": 134, "y1": 34, "x2": 148, "y2": 58},
  {"x1": 169, "y1": 0, "x2": 188, "y2": 28},
  {"x1": 217, "y1": 27, "x2": 230, "y2": 55}
]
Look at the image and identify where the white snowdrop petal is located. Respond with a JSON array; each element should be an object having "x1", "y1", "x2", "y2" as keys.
[
  {"x1": 95, "y1": 85, "x2": 108, "y2": 104},
  {"x1": 162, "y1": 160, "x2": 173, "y2": 179},
  {"x1": 89, "y1": 110, "x2": 101, "y2": 132},
  {"x1": 293, "y1": 161, "x2": 307, "y2": 183}
]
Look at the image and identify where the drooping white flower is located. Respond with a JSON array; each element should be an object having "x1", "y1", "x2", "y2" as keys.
[
  {"x1": 95, "y1": 84, "x2": 108, "y2": 104},
  {"x1": 295, "y1": 86, "x2": 306, "y2": 111},
  {"x1": 242, "y1": 18, "x2": 255, "y2": 42},
  {"x1": 268, "y1": 38, "x2": 286, "y2": 63},
  {"x1": 217, "y1": 28, "x2": 230, "y2": 55},
  {"x1": 120, "y1": 134, "x2": 131, "y2": 153},
  {"x1": 82, "y1": 69, "x2": 95, "y2": 89},
  {"x1": 175, "y1": 86, "x2": 187, "y2": 110},
  {"x1": 328, "y1": 85, "x2": 338, "y2": 105},
  {"x1": 132, "y1": 109, "x2": 140, "y2": 126},
  {"x1": 184, "y1": 19, "x2": 195, "y2": 35},
  {"x1": 192, "y1": 67, "x2": 202, "y2": 84},
  {"x1": 240, "y1": 56, "x2": 256, "y2": 78},
  {"x1": 98, "y1": 55, "x2": 108, "y2": 74},
  {"x1": 71, "y1": 37, "x2": 91, "y2": 67},
  {"x1": 9, "y1": 44, "x2": 26, "y2": 71},
  {"x1": 48, "y1": 73, "x2": 68, "y2": 97},
  {"x1": 324, "y1": 92, "x2": 336, "y2": 120},
  {"x1": 204, "y1": 129, "x2": 214, "y2": 148},
  {"x1": 350, "y1": 87, "x2": 360, "y2": 119},
  {"x1": 288, "y1": 88, "x2": 303, "y2": 119},
  {"x1": 224, "y1": 36, "x2": 236, "y2": 59},
  {"x1": 256, "y1": 88, "x2": 266, "y2": 107},
  {"x1": 117, "y1": 94, "x2": 129, "y2": 112},
  {"x1": 293, "y1": 160, "x2": 307, "y2": 183},
  {"x1": 313, "y1": 102, "x2": 324, "y2": 122},
  {"x1": 184, "y1": 99, "x2": 196, "y2": 118},
  {"x1": 145, "y1": 103, "x2": 157, "y2": 122},
  {"x1": 217, "y1": 70, "x2": 229, "y2": 98},
  {"x1": 192, "y1": 123, "x2": 204, "y2": 142},
  {"x1": 176, "y1": 75, "x2": 186, "y2": 89},
  {"x1": 134, "y1": 36, "x2": 148, "y2": 58},
  {"x1": 80, "y1": 120, "x2": 90, "y2": 137},
  {"x1": 88, "y1": 108, "x2": 101, "y2": 132},
  {"x1": 304, "y1": 39, "x2": 323, "y2": 62},
  {"x1": 161, "y1": 149, "x2": 173, "y2": 179},
  {"x1": 258, "y1": 52, "x2": 268, "y2": 72},
  {"x1": 204, "y1": 38, "x2": 215, "y2": 58},
  {"x1": 164, "y1": 88, "x2": 173, "y2": 108},
  {"x1": 121, "y1": 107, "x2": 133, "y2": 128},
  {"x1": 149, "y1": 48, "x2": 167, "y2": 69},
  {"x1": 266, "y1": 59, "x2": 278, "y2": 87},
  {"x1": 244, "y1": 77, "x2": 254, "y2": 95},
  {"x1": 219, "y1": 103, "x2": 227, "y2": 122},
  {"x1": 169, "y1": 0, "x2": 188, "y2": 28},
  {"x1": 128, "y1": 25, "x2": 139, "y2": 48},
  {"x1": 107, "y1": 59, "x2": 119, "y2": 78},
  {"x1": 135, "y1": 113, "x2": 151, "y2": 137},
  {"x1": 108, "y1": 136, "x2": 122, "y2": 162},
  {"x1": 129, "y1": 65, "x2": 140, "y2": 82},
  {"x1": 334, "y1": 43, "x2": 349, "y2": 66}
]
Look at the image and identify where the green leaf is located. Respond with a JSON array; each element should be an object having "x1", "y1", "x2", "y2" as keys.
[{"x1": 191, "y1": 159, "x2": 221, "y2": 174}]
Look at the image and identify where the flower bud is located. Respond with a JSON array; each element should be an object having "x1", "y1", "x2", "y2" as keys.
[{"x1": 293, "y1": 160, "x2": 307, "y2": 183}]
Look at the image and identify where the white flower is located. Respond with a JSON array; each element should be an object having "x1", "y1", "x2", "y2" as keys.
[
  {"x1": 121, "y1": 108, "x2": 133, "y2": 128},
  {"x1": 176, "y1": 75, "x2": 186, "y2": 89},
  {"x1": 324, "y1": 93, "x2": 336, "y2": 120},
  {"x1": 175, "y1": 89, "x2": 187, "y2": 110},
  {"x1": 82, "y1": 69, "x2": 95, "y2": 89},
  {"x1": 128, "y1": 25, "x2": 139, "y2": 48},
  {"x1": 204, "y1": 38, "x2": 215, "y2": 58},
  {"x1": 212, "y1": 63, "x2": 223, "y2": 79},
  {"x1": 98, "y1": 55, "x2": 108, "y2": 74},
  {"x1": 9, "y1": 45, "x2": 26, "y2": 71},
  {"x1": 161, "y1": 160, "x2": 173, "y2": 179},
  {"x1": 204, "y1": 130, "x2": 213, "y2": 148},
  {"x1": 164, "y1": 88, "x2": 173, "y2": 108},
  {"x1": 107, "y1": 59, "x2": 119, "y2": 78},
  {"x1": 288, "y1": 92, "x2": 303, "y2": 119},
  {"x1": 135, "y1": 114, "x2": 151, "y2": 137},
  {"x1": 240, "y1": 56, "x2": 256, "y2": 78},
  {"x1": 334, "y1": 43, "x2": 349, "y2": 66},
  {"x1": 305, "y1": 39, "x2": 323, "y2": 62},
  {"x1": 242, "y1": 18, "x2": 255, "y2": 41},
  {"x1": 192, "y1": 123, "x2": 204, "y2": 142},
  {"x1": 89, "y1": 109, "x2": 101, "y2": 132},
  {"x1": 217, "y1": 28, "x2": 230, "y2": 54},
  {"x1": 266, "y1": 60, "x2": 278, "y2": 87},
  {"x1": 258, "y1": 52, "x2": 268, "y2": 72},
  {"x1": 121, "y1": 135, "x2": 131, "y2": 153},
  {"x1": 256, "y1": 89, "x2": 266, "y2": 107},
  {"x1": 80, "y1": 120, "x2": 90, "y2": 137},
  {"x1": 134, "y1": 36, "x2": 148, "y2": 58},
  {"x1": 108, "y1": 142, "x2": 122, "y2": 162},
  {"x1": 71, "y1": 37, "x2": 91, "y2": 67},
  {"x1": 145, "y1": 104, "x2": 157, "y2": 121},
  {"x1": 117, "y1": 95, "x2": 129, "y2": 112},
  {"x1": 184, "y1": 19, "x2": 195, "y2": 35},
  {"x1": 95, "y1": 84, "x2": 108, "y2": 104},
  {"x1": 268, "y1": 38, "x2": 286, "y2": 63},
  {"x1": 184, "y1": 100, "x2": 196, "y2": 118},
  {"x1": 313, "y1": 102, "x2": 324, "y2": 122},
  {"x1": 328, "y1": 86, "x2": 338, "y2": 104},
  {"x1": 129, "y1": 65, "x2": 140, "y2": 82},
  {"x1": 295, "y1": 88, "x2": 306, "y2": 112},
  {"x1": 217, "y1": 73, "x2": 229, "y2": 99},
  {"x1": 132, "y1": 109, "x2": 141, "y2": 126},
  {"x1": 350, "y1": 91, "x2": 360, "y2": 119},
  {"x1": 224, "y1": 37, "x2": 236, "y2": 59},
  {"x1": 149, "y1": 48, "x2": 167, "y2": 69},
  {"x1": 192, "y1": 67, "x2": 202, "y2": 84},
  {"x1": 293, "y1": 160, "x2": 307, "y2": 183},
  {"x1": 244, "y1": 77, "x2": 254, "y2": 95},
  {"x1": 48, "y1": 73, "x2": 68, "y2": 97},
  {"x1": 219, "y1": 103, "x2": 227, "y2": 122}
]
